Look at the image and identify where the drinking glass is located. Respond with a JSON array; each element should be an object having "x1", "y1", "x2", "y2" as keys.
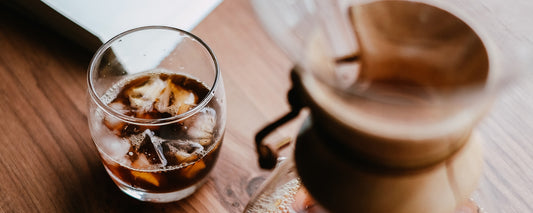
[{"x1": 87, "y1": 26, "x2": 226, "y2": 203}]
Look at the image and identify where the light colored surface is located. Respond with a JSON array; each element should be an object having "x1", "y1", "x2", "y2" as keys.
[
  {"x1": 42, "y1": 0, "x2": 222, "y2": 42},
  {"x1": 444, "y1": 1, "x2": 533, "y2": 212}
]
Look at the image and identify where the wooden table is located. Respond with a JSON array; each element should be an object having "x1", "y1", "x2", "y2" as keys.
[{"x1": 0, "y1": 0, "x2": 532, "y2": 212}]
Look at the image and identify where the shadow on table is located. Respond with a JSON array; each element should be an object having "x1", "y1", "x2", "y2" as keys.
[{"x1": 64, "y1": 161, "x2": 193, "y2": 213}]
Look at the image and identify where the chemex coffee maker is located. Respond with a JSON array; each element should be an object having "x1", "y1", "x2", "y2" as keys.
[{"x1": 244, "y1": 0, "x2": 520, "y2": 212}]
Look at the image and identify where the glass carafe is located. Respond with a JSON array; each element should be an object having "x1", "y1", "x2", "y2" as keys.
[{"x1": 246, "y1": 0, "x2": 528, "y2": 212}]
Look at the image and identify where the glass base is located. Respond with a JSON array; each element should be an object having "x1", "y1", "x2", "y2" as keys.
[{"x1": 108, "y1": 169, "x2": 206, "y2": 203}]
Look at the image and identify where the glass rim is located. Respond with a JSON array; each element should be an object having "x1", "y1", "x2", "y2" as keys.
[{"x1": 87, "y1": 25, "x2": 220, "y2": 126}]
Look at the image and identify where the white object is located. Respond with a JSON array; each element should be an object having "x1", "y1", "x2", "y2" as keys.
[{"x1": 5, "y1": 0, "x2": 222, "y2": 51}]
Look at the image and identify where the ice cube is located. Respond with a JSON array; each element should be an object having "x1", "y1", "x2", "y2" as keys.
[
  {"x1": 184, "y1": 107, "x2": 216, "y2": 146},
  {"x1": 177, "y1": 104, "x2": 194, "y2": 115},
  {"x1": 99, "y1": 136, "x2": 131, "y2": 165},
  {"x1": 103, "y1": 102, "x2": 129, "y2": 135},
  {"x1": 104, "y1": 102, "x2": 143, "y2": 136},
  {"x1": 104, "y1": 117, "x2": 144, "y2": 137},
  {"x1": 154, "y1": 79, "x2": 198, "y2": 115},
  {"x1": 126, "y1": 76, "x2": 198, "y2": 117},
  {"x1": 131, "y1": 152, "x2": 151, "y2": 169},
  {"x1": 129, "y1": 129, "x2": 168, "y2": 167},
  {"x1": 126, "y1": 76, "x2": 167, "y2": 114},
  {"x1": 162, "y1": 140, "x2": 204, "y2": 164},
  {"x1": 143, "y1": 130, "x2": 168, "y2": 167}
]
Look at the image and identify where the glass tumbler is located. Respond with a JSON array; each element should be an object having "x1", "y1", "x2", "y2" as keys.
[{"x1": 87, "y1": 26, "x2": 226, "y2": 203}]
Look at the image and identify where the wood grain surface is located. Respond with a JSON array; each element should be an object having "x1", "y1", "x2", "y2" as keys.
[{"x1": 0, "y1": 0, "x2": 532, "y2": 212}]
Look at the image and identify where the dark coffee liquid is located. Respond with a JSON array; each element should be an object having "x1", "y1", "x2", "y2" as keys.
[
  {"x1": 104, "y1": 141, "x2": 221, "y2": 193},
  {"x1": 98, "y1": 71, "x2": 222, "y2": 193}
]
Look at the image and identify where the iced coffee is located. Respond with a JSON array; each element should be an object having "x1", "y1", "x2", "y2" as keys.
[
  {"x1": 100, "y1": 70, "x2": 222, "y2": 190},
  {"x1": 90, "y1": 70, "x2": 224, "y2": 201},
  {"x1": 87, "y1": 26, "x2": 225, "y2": 202}
]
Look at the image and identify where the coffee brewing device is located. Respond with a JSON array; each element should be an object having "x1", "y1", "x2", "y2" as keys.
[{"x1": 245, "y1": 0, "x2": 510, "y2": 212}]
